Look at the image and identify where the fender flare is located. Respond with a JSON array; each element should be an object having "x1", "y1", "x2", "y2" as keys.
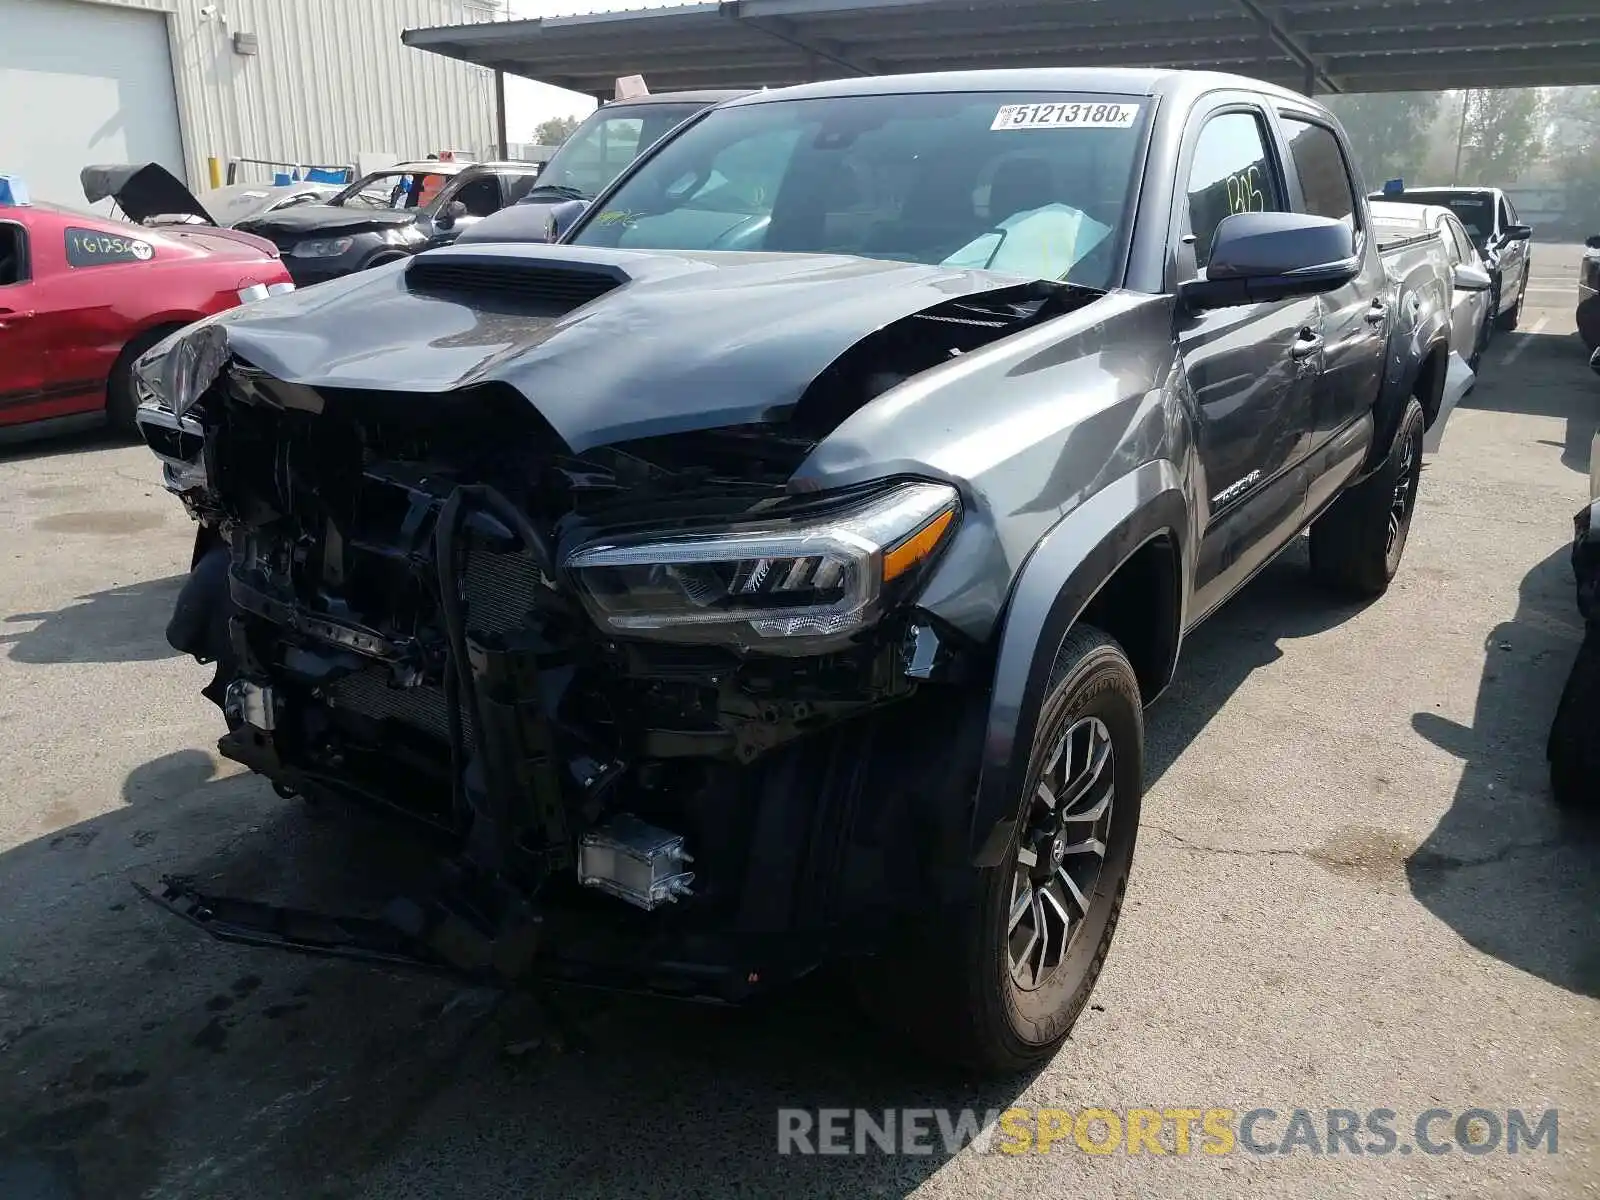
[
  {"x1": 1370, "y1": 333, "x2": 1448, "y2": 473},
  {"x1": 968, "y1": 460, "x2": 1189, "y2": 867}
]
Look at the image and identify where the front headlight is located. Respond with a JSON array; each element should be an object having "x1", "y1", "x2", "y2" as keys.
[
  {"x1": 288, "y1": 236, "x2": 354, "y2": 258},
  {"x1": 132, "y1": 321, "x2": 229, "y2": 417},
  {"x1": 565, "y1": 481, "x2": 960, "y2": 654}
]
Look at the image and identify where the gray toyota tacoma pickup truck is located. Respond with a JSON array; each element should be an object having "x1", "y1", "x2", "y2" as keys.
[{"x1": 135, "y1": 69, "x2": 1465, "y2": 1076}]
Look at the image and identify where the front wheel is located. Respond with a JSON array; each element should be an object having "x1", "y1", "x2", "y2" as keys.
[
  {"x1": 106, "y1": 325, "x2": 181, "y2": 433},
  {"x1": 867, "y1": 625, "x2": 1143, "y2": 1076},
  {"x1": 1309, "y1": 397, "x2": 1425, "y2": 599}
]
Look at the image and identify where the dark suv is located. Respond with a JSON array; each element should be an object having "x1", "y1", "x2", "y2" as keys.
[{"x1": 234, "y1": 160, "x2": 542, "y2": 285}]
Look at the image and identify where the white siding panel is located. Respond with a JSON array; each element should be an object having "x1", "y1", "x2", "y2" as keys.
[
  {"x1": 83, "y1": 0, "x2": 497, "y2": 184},
  {"x1": 0, "y1": 0, "x2": 185, "y2": 205}
]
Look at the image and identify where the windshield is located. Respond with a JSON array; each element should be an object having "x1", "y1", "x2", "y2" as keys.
[
  {"x1": 1388, "y1": 191, "x2": 1494, "y2": 245},
  {"x1": 331, "y1": 170, "x2": 455, "y2": 211},
  {"x1": 569, "y1": 91, "x2": 1148, "y2": 288},
  {"x1": 530, "y1": 102, "x2": 709, "y2": 201}
]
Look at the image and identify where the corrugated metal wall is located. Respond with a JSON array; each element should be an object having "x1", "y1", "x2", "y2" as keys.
[{"x1": 82, "y1": 0, "x2": 498, "y2": 183}]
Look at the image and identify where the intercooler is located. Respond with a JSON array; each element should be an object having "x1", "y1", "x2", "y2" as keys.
[{"x1": 324, "y1": 542, "x2": 548, "y2": 747}]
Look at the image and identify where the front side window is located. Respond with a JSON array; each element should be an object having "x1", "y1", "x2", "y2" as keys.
[
  {"x1": 1185, "y1": 111, "x2": 1286, "y2": 270},
  {"x1": 1446, "y1": 216, "x2": 1476, "y2": 264},
  {"x1": 449, "y1": 175, "x2": 501, "y2": 217},
  {"x1": 0, "y1": 222, "x2": 28, "y2": 285},
  {"x1": 1437, "y1": 216, "x2": 1462, "y2": 264},
  {"x1": 1280, "y1": 116, "x2": 1359, "y2": 227},
  {"x1": 572, "y1": 91, "x2": 1149, "y2": 289},
  {"x1": 504, "y1": 172, "x2": 540, "y2": 204}
]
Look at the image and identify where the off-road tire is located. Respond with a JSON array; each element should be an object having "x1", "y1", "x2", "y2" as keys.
[
  {"x1": 861, "y1": 625, "x2": 1143, "y2": 1077},
  {"x1": 106, "y1": 325, "x2": 181, "y2": 433},
  {"x1": 1549, "y1": 628, "x2": 1600, "y2": 809},
  {"x1": 1309, "y1": 397, "x2": 1425, "y2": 599}
]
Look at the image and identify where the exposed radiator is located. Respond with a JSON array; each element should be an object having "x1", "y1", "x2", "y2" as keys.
[{"x1": 324, "y1": 543, "x2": 547, "y2": 746}]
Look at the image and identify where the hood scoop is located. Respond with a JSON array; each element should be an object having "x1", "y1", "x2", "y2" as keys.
[{"x1": 406, "y1": 253, "x2": 627, "y2": 311}]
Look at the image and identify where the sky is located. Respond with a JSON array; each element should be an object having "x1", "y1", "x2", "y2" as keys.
[{"x1": 500, "y1": 0, "x2": 688, "y2": 141}]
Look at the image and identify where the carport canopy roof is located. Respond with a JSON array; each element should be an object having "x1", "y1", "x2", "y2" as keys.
[{"x1": 402, "y1": 0, "x2": 1600, "y2": 97}]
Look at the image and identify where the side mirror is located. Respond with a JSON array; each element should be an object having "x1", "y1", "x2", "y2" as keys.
[
  {"x1": 1179, "y1": 212, "x2": 1360, "y2": 312},
  {"x1": 1585, "y1": 234, "x2": 1600, "y2": 250},
  {"x1": 1504, "y1": 223, "x2": 1533, "y2": 242},
  {"x1": 434, "y1": 200, "x2": 468, "y2": 231},
  {"x1": 545, "y1": 198, "x2": 589, "y2": 243},
  {"x1": 1452, "y1": 262, "x2": 1493, "y2": 292}
]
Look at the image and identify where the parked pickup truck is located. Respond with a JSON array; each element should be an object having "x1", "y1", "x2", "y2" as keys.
[
  {"x1": 1369, "y1": 198, "x2": 1494, "y2": 382},
  {"x1": 1372, "y1": 185, "x2": 1533, "y2": 334},
  {"x1": 135, "y1": 69, "x2": 1466, "y2": 1077}
]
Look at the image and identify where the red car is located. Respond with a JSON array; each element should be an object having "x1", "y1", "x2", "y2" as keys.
[{"x1": 0, "y1": 173, "x2": 292, "y2": 443}]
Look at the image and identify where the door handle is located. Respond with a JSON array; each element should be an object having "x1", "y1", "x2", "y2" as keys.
[
  {"x1": 1291, "y1": 330, "x2": 1324, "y2": 360},
  {"x1": 1364, "y1": 301, "x2": 1387, "y2": 325}
]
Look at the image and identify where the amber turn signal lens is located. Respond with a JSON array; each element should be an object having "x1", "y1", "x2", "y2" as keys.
[{"x1": 882, "y1": 508, "x2": 955, "y2": 582}]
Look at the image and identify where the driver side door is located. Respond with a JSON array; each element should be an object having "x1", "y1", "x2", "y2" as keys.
[
  {"x1": 1174, "y1": 105, "x2": 1321, "y2": 622},
  {"x1": 426, "y1": 175, "x2": 502, "y2": 247},
  {"x1": 1494, "y1": 194, "x2": 1528, "y2": 312}
]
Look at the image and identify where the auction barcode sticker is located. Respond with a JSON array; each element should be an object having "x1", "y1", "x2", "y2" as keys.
[{"x1": 991, "y1": 102, "x2": 1141, "y2": 130}]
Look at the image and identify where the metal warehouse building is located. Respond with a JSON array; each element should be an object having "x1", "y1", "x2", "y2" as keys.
[{"x1": 1, "y1": 0, "x2": 500, "y2": 208}]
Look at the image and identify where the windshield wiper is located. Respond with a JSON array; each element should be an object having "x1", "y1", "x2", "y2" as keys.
[{"x1": 521, "y1": 184, "x2": 590, "y2": 203}]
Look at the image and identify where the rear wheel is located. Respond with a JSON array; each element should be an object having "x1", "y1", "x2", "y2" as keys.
[
  {"x1": 1309, "y1": 397, "x2": 1425, "y2": 599},
  {"x1": 106, "y1": 325, "x2": 181, "y2": 434},
  {"x1": 865, "y1": 625, "x2": 1143, "y2": 1076}
]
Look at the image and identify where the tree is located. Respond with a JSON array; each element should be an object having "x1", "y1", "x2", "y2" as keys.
[
  {"x1": 1546, "y1": 87, "x2": 1600, "y2": 233},
  {"x1": 533, "y1": 115, "x2": 583, "y2": 147},
  {"x1": 1455, "y1": 88, "x2": 1546, "y2": 185},
  {"x1": 1322, "y1": 91, "x2": 1442, "y2": 192}
]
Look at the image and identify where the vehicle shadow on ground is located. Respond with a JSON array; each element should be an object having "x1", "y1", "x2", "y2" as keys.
[
  {"x1": 0, "y1": 747, "x2": 1051, "y2": 1200},
  {"x1": 0, "y1": 427, "x2": 133, "y2": 466},
  {"x1": 1408, "y1": 544, "x2": 1600, "y2": 999},
  {"x1": 0, "y1": 545, "x2": 1385, "y2": 1199},
  {"x1": 0, "y1": 575, "x2": 185, "y2": 664},
  {"x1": 1143, "y1": 536, "x2": 1365, "y2": 787},
  {"x1": 1464, "y1": 328, "x2": 1597, "y2": 475}
]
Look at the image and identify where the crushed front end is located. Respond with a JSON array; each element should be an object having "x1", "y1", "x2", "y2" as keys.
[{"x1": 134, "y1": 331, "x2": 987, "y2": 1000}]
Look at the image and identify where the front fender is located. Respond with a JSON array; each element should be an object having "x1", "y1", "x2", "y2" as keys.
[{"x1": 969, "y1": 460, "x2": 1189, "y2": 866}]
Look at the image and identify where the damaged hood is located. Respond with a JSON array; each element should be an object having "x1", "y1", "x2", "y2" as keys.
[
  {"x1": 235, "y1": 204, "x2": 422, "y2": 237},
  {"x1": 211, "y1": 244, "x2": 1092, "y2": 452},
  {"x1": 81, "y1": 162, "x2": 214, "y2": 226}
]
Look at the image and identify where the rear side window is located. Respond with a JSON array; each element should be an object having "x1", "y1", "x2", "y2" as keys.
[
  {"x1": 1280, "y1": 116, "x2": 1359, "y2": 228},
  {"x1": 503, "y1": 172, "x2": 540, "y2": 204},
  {"x1": 64, "y1": 226, "x2": 155, "y2": 268},
  {"x1": 1185, "y1": 110, "x2": 1286, "y2": 270}
]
